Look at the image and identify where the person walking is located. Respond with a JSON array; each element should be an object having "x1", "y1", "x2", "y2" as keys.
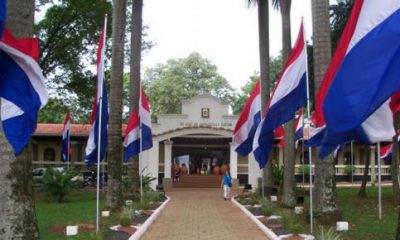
[{"x1": 221, "y1": 171, "x2": 232, "y2": 200}]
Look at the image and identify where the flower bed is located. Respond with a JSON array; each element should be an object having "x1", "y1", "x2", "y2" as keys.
[{"x1": 233, "y1": 194, "x2": 314, "y2": 240}]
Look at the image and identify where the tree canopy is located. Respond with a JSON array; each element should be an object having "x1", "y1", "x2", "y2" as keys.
[{"x1": 143, "y1": 52, "x2": 236, "y2": 115}]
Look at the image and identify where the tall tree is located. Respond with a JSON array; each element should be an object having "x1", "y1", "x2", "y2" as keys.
[
  {"x1": 246, "y1": 0, "x2": 273, "y2": 193},
  {"x1": 106, "y1": 0, "x2": 127, "y2": 210},
  {"x1": 312, "y1": 0, "x2": 339, "y2": 219},
  {"x1": 144, "y1": 52, "x2": 236, "y2": 114},
  {"x1": 127, "y1": 0, "x2": 143, "y2": 196},
  {"x1": 272, "y1": 0, "x2": 296, "y2": 208},
  {"x1": 0, "y1": 1, "x2": 40, "y2": 239}
]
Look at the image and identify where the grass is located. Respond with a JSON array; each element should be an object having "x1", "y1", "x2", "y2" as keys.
[
  {"x1": 337, "y1": 187, "x2": 397, "y2": 240},
  {"x1": 279, "y1": 186, "x2": 398, "y2": 240},
  {"x1": 36, "y1": 189, "x2": 117, "y2": 240}
]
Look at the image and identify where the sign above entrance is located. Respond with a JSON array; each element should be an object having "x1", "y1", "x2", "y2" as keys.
[{"x1": 201, "y1": 108, "x2": 210, "y2": 118}]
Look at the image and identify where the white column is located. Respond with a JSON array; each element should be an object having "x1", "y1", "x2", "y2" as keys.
[
  {"x1": 248, "y1": 154, "x2": 261, "y2": 189},
  {"x1": 229, "y1": 143, "x2": 238, "y2": 179},
  {"x1": 370, "y1": 146, "x2": 376, "y2": 185},
  {"x1": 278, "y1": 147, "x2": 284, "y2": 166},
  {"x1": 164, "y1": 140, "x2": 173, "y2": 178},
  {"x1": 147, "y1": 140, "x2": 159, "y2": 190}
]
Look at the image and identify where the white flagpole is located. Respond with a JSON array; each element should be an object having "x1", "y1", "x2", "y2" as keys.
[
  {"x1": 139, "y1": 89, "x2": 144, "y2": 203},
  {"x1": 302, "y1": 18, "x2": 313, "y2": 234},
  {"x1": 96, "y1": 14, "x2": 107, "y2": 233},
  {"x1": 351, "y1": 141, "x2": 354, "y2": 185},
  {"x1": 67, "y1": 118, "x2": 70, "y2": 170},
  {"x1": 377, "y1": 142, "x2": 382, "y2": 220}
]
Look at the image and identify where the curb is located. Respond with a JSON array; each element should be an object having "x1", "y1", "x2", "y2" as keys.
[
  {"x1": 128, "y1": 196, "x2": 171, "y2": 240},
  {"x1": 231, "y1": 196, "x2": 279, "y2": 240}
]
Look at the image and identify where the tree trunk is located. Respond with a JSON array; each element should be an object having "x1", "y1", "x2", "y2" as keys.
[
  {"x1": 358, "y1": 146, "x2": 369, "y2": 198},
  {"x1": 106, "y1": 0, "x2": 127, "y2": 210},
  {"x1": 392, "y1": 112, "x2": 400, "y2": 203},
  {"x1": 0, "y1": 1, "x2": 40, "y2": 239},
  {"x1": 257, "y1": 0, "x2": 273, "y2": 191},
  {"x1": 311, "y1": 0, "x2": 338, "y2": 217},
  {"x1": 278, "y1": 0, "x2": 296, "y2": 208},
  {"x1": 128, "y1": 0, "x2": 143, "y2": 195}
]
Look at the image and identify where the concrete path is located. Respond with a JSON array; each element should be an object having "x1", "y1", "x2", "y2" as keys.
[{"x1": 141, "y1": 188, "x2": 269, "y2": 240}]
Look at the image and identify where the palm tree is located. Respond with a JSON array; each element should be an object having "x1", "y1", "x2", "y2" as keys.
[
  {"x1": 271, "y1": 0, "x2": 296, "y2": 207},
  {"x1": 128, "y1": 0, "x2": 143, "y2": 195},
  {"x1": 106, "y1": 0, "x2": 127, "y2": 210},
  {"x1": 311, "y1": 0, "x2": 339, "y2": 217},
  {"x1": 0, "y1": 1, "x2": 40, "y2": 239},
  {"x1": 246, "y1": 0, "x2": 273, "y2": 193}
]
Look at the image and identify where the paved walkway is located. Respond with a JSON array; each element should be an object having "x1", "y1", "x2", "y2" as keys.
[{"x1": 141, "y1": 188, "x2": 269, "y2": 240}]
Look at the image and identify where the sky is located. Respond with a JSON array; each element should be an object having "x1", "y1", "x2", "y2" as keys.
[{"x1": 141, "y1": 0, "x2": 314, "y2": 91}]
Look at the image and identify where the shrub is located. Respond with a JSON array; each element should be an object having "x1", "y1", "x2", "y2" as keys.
[
  {"x1": 316, "y1": 227, "x2": 343, "y2": 240},
  {"x1": 119, "y1": 216, "x2": 131, "y2": 227},
  {"x1": 290, "y1": 223, "x2": 304, "y2": 235},
  {"x1": 344, "y1": 165, "x2": 355, "y2": 175},
  {"x1": 299, "y1": 164, "x2": 310, "y2": 175},
  {"x1": 272, "y1": 164, "x2": 284, "y2": 187},
  {"x1": 261, "y1": 199, "x2": 273, "y2": 216},
  {"x1": 249, "y1": 192, "x2": 260, "y2": 205},
  {"x1": 41, "y1": 168, "x2": 76, "y2": 203}
]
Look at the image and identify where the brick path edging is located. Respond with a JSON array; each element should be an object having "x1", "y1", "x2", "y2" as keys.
[
  {"x1": 128, "y1": 196, "x2": 171, "y2": 240},
  {"x1": 231, "y1": 196, "x2": 279, "y2": 240}
]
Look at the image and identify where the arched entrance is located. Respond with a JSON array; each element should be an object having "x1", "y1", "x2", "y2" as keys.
[{"x1": 146, "y1": 127, "x2": 241, "y2": 188}]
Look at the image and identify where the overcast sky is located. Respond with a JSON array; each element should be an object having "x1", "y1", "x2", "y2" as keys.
[{"x1": 142, "y1": 0, "x2": 315, "y2": 91}]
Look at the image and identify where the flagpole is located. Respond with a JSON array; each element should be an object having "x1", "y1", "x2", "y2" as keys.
[
  {"x1": 351, "y1": 141, "x2": 354, "y2": 185},
  {"x1": 377, "y1": 142, "x2": 382, "y2": 220},
  {"x1": 96, "y1": 14, "x2": 107, "y2": 233},
  {"x1": 139, "y1": 89, "x2": 144, "y2": 203},
  {"x1": 302, "y1": 17, "x2": 313, "y2": 234}
]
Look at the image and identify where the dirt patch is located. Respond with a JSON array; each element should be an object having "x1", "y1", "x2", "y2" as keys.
[
  {"x1": 117, "y1": 226, "x2": 137, "y2": 235},
  {"x1": 49, "y1": 224, "x2": 66, "y2": 234}
]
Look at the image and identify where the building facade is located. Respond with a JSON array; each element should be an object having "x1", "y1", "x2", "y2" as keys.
[{"x1": 31, "y1": 95, "x2": 391, "y2": 189}]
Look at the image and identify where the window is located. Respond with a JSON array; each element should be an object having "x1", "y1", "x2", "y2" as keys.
[
  {"x1": 343, "y1": 151, "x2": 354, "y2": 165},
  {"x1": 43, "y1": 148, "x2": 56, "y2": 162}
]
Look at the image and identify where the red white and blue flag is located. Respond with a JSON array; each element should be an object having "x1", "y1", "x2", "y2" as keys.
[
  {"x1": 85, "y1": 16, "x2": 108, "y2": 165},
  {"x1": 380, "y1": 143, "x2": 393, "y2": 162},
  {"x1": 253, "y1": 22, "x2": 308, "y2": 168},
  {"x1": 0, "y1": 29, "x2": 48, "y2": 155},
  {"x1": 295, "y1": 110, "x2": 304, "y2": 149},
  {"x1": 0, "y1": 0, "x2": 6, "y2": 38},
  {"x1": 232, "y1": 81, "x2": 261, "y2": 156},
  {"x1": 317, "y1": 1, "x2": 400, "y2": 158},
  {"x1": 62, "y1": 112, "x2": 71, "y2": 162},
  {"x1": 123, "y1": 88, "x2": 153, "y2": 161}
]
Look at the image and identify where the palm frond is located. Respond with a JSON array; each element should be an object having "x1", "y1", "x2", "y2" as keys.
[
  {"x1": 272, "y1": 0, "x2": 280, "y2": 10},
  {"x1": 245, "y1": 0, "x2": 257, "y2": 8}
]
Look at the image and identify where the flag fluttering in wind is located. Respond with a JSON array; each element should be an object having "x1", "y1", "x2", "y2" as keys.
[
  {"x1": 62, "y1": 112, "x2": 71, "y2": 162},
  {"x1": 123, "y1": 88, "x2": 153, "y2": 161},
  {"x1": 380, "y1": 143, "x2": 393, "y2": 162},
  {"x1": 0, "y1": 0, "x2": 6, "y2": 38},
  {"x1": 85, "y1": 17, "x2": 108, "y2": 165},
  {"x1": 0, "y1": 29, "x2": 48, "y2": 155},
  {"x1": 295, "y1": 110, "x2": 304, "y2": 149},
  {"x1": 253, "y1": 22, "x2": 307, "y2": 168},
  {"x1": 232, "y1": 81, "x2": 261, "y2": 156},
  {"x1": 316, "y1": 1, "x2": 400, "y2": 158}
]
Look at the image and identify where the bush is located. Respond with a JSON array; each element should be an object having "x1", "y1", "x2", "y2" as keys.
[
  {"x1": 261, "y1": 199, "x2": 273, "y2": 216},
  {"x1": 344, "y1": 165, "x2": 355, "y2": 175},
  {"x1": 119, "y1": 216, "x2": 131, "y2": 227},
  {"x1": 299, "y1": 164, "x2": 310, "y2": 175},
  {"x1": 41, "y1": 168, "x2": 76, "y2": 203},
  {"x1": 272, "y1": 164, "x2": 284, "y2": 187},
  {"x1": 290, "y1": 223, "x2": 304, "y2": 235},
  {"x1": 316, "y1": 227, "x2": 343, "y2": 240}
]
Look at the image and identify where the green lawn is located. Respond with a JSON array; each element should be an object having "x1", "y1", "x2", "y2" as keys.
[
  {"x1": 299, "y1": 187, "x2": 397, "y2": 240},
  {"x1": 35, "y1": 190, "x2": 117, "y2": 240},
  {"x1": 337, "y1": 187, "x2": 397, "y2": 240}
]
